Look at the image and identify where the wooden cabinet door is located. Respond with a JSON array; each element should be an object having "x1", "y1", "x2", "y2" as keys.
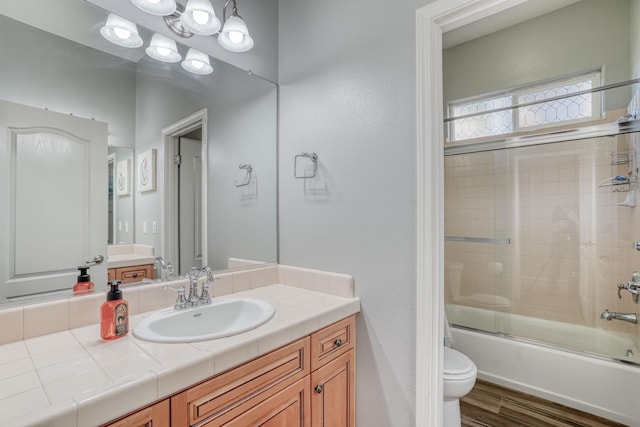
[
  {"x1": 104, "y1": 398, "x2": 169, "y2": 427},
  {"x1": 207, "y1": 378, "x2": 310, "y2": 427},
  {"x1": 310, "y1": 350, "x2": 355, "y2": 427}
]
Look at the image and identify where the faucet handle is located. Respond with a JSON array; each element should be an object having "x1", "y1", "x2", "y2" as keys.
[
  {"x1": 199, "y1": 281, "x2": 213, "y2": 305},
  {"x1": 632, "y1": 271, "x2": 640, "y2": 284},
  {"x1": 164, "y1": 284, "x2": 188, "y2": 310}
]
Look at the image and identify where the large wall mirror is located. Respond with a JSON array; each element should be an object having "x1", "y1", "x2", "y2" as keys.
[{"x1": 0, "y1": 0, "x2": 277, "y2": 306}]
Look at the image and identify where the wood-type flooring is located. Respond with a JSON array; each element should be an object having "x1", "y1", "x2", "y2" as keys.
[{"x1": 460, "y1": 379, "x2": 629, "y2": 427}]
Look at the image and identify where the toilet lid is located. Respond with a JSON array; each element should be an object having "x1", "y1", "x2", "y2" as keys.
[{"x1": 443, "y1": 347, "x2": 474, "y2": 376}]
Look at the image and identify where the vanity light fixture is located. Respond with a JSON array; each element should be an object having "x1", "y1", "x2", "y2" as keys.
[
  {"x1": 130, "y1": 0, "x2": 253, "y2": 52},
  {"x1": 100, "y1": 14, "x2": 143, "y2": 48},
  {"x1": 146, "y1": 33, "x2": 182, "y2": 62},
  {"x1": 181, "y1": 48, "x2": 213, "y2": 75},
  {"x1": 131, "y1": 0, "x2": 177, "y2": 16}
]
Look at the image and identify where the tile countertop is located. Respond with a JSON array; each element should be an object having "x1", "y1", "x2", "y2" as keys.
[{"x1": 0, "y1": 284, "x2": 360, "y2": 427}]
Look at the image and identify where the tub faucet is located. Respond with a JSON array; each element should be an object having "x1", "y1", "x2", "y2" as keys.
[
  {"x1": 618, "y1": 271, "x2": 640, "y2": 303},
  {"x1": 600, "y1": 309, "x2": 638, "y2": 324}
]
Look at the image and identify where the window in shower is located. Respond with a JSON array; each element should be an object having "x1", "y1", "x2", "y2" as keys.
[{"x1": 447, "y1": 71, "x2": 602, "y2": 142}]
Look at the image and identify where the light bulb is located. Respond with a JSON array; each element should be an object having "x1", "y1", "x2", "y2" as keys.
[
  {"x1": 228, "y1": 31, "x2": 244, "y2": 44},
  {"x1": 193, "y1": 10, "x2": 210, "y2": 25},
  {"x1": 148, "y1": 0, "x2": 160, "y2": 3},
  {"x1": 192, "y1": 61, "x2": 204, "y2": 70},
  {"x1": 113, "y1": 27, "x2": 132, "y2": 40},
  {"x1": 156, "y1": 47, "x2": 171, "y2": 56}
]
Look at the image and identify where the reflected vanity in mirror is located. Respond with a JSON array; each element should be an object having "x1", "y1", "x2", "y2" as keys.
[{"x1": 0, "y1": 0, "x2": 277, "y2": 307}]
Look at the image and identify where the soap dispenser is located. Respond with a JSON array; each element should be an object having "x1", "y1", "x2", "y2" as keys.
[
  {"x1": 100, "y1": 281, "x2": 129, "y2": 340},
  {"x1": 73, "y1": 266, "x2": 94, "y2": 295}
]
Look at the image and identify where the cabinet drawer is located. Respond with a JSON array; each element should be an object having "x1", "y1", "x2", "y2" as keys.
[
  {"x1": 172, "y1": 337, "x2": 310, "y2": 426},
  {"x1": 104, "y1": 398, "x2": 169, "y2": 427},
  {"x1": 311, "y1": 315, "x2": 355, "y2": 371},
  {"x1": 115, "y1": 265, "x2": 154, "y2": 284}
]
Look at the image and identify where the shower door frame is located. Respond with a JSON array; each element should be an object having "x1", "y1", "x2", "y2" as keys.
[{"x1": 416, "y1": 0, "x2": 539, "y2": 425}]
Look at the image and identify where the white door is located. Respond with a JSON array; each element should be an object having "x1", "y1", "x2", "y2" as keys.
[
  {"x1": 0, "y1": 99, "x2": 108, "y2": 299},
  {"x1": 178, "y1": 137, "x2": 202, "y2": 275}
]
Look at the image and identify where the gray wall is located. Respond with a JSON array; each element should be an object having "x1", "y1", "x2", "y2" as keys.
[
  {"x1": 443, "y1": 0, "x2": 632, "y2": 112},
  {"x1": 0, "y1": 15, "x2": 136, "y2": 148},
  {"x1": 278, "y1": 0, "x2": 435, "y2": 425}
]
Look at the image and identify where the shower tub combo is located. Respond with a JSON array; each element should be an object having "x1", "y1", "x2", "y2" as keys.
[{"x1": 444, "y1": 119, "x2": 640, "y2": 426}]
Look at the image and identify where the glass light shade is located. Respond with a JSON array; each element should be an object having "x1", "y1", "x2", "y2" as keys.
[
  {"x1": 145, "y1": 34, "x2": 181, "y2": 63},
  {"x1": 180, "y1": 0, "x2": 221, "y2": 35},
  {"x1": 218, "y1": 15, "x2": 253, "y2": 52},
  {"x1": 130, "y1": 0, "x2": 177, "y2": 16},
  {"x1": 181, "y1": 48, "x2": 213, "y2": 75},
  {"x1": 100, "y1": 14, "x2": 143, "y2": 48}
]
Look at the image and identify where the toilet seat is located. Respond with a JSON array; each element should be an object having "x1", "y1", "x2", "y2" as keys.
[{"x1": 444, "y1": 347, "x2": 476, "y2": 380}]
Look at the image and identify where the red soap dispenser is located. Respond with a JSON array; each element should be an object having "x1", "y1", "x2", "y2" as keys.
[
  {"x1": 100, "y1": 281, "x2": 129, "y2": 340},
  {"x1": 73, "y1": 266, "x2": 94, "y2": 295}
]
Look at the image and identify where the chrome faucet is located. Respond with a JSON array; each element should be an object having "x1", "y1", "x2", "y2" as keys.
[
  {"x1": 617, "y1": 271, "x2": 640, "y2": 304},
  {"x1": 164, "y1": 266, "x2": 216, "y2": 310},
  {"x1": 187, "y1": 266, "x2": 216, "y2": 307},
  {"x1": 154, "y1": 257, "x2": 174, "y2": 281},
  {"x1": 600, "y1": 309, "x2": 638, "y2": 324}
]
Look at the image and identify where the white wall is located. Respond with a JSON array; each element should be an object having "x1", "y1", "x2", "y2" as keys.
[{"x1": 278, "y1": 0, "x2": 435, "y2": 425}]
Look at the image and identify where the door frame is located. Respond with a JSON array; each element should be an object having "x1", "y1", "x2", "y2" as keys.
[
  {"x1": 415, "y1": 0, "x2": 528, "y2": 425},
  {"x1": 161, "y1": 109, "x2": 208, "y2": 270},
  {"x1": 107, "y1": 152, "x2": 116, "y2": 245}
]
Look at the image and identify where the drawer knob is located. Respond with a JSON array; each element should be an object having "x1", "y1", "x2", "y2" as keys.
[
  {"x1": 314, "y1": 385, "x2": 323, "y2": 394},
  {"x1": 133, "y1": 273, "x2": 138, "y2": 277},
  {"x1": 334, "y1": 338, "x2": 343, "y2": 347}
]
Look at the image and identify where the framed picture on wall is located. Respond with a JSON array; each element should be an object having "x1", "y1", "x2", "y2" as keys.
[
  {"x1": 137, "y1": 149, "x2": 156, "y2": 192},
  {"x1": 116, "y1": 159, "x2": 130, "y2": 196}
]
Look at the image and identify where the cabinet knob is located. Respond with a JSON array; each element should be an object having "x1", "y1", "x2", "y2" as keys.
[
  {"x1": 334, "y1": 338, "x2": 343, "y2": 347},
  {"x1": 314, "y1": 385, "x2": 323, "y2": 394}
]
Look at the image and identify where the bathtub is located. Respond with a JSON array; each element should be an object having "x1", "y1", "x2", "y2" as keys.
[{"x1": 447, "y1": 304, "x2": 640, "y2": 426}]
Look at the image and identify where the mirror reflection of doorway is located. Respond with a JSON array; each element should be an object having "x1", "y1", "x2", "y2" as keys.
[
  {"x1": 162, "y1": 109, "x2": 208, "y2": 278},
  {"x1": 176, "y1": 130, "x2": 203, "y2": 275}
]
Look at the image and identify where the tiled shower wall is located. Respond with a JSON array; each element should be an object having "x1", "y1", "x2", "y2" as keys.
[{"x1": 444, "y1": 133, "x2": 640, "y2": 343}]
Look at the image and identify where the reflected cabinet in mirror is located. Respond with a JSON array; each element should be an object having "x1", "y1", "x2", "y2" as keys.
[{"x1": 0, "y1": 0, "x2": 277, "y2": 306}]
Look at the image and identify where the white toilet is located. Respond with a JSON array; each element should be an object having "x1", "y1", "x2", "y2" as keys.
[{"x1": 443, "y1": 346, "x2": 477, "y2": 427}]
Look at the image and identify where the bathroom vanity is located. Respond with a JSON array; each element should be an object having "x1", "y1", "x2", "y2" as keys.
[
  {"x1": 0, "y1": 265, "x2": 359, "y2": 427},
  {"x1": 107, "y1": 316, "x2": 355, "y2": 427}
]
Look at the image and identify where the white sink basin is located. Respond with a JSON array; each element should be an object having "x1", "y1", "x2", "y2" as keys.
[{"x1": 133, "y1": 297, "x2": 275, "y2": 343}]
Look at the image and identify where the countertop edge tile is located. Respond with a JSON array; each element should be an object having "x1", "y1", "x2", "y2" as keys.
[
  {"x1": 0, "y1": 284, "x2": 361, "y2": 426},
  {"x1": 75, "y1": 371, "x2": 158, "y2": 427}
]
